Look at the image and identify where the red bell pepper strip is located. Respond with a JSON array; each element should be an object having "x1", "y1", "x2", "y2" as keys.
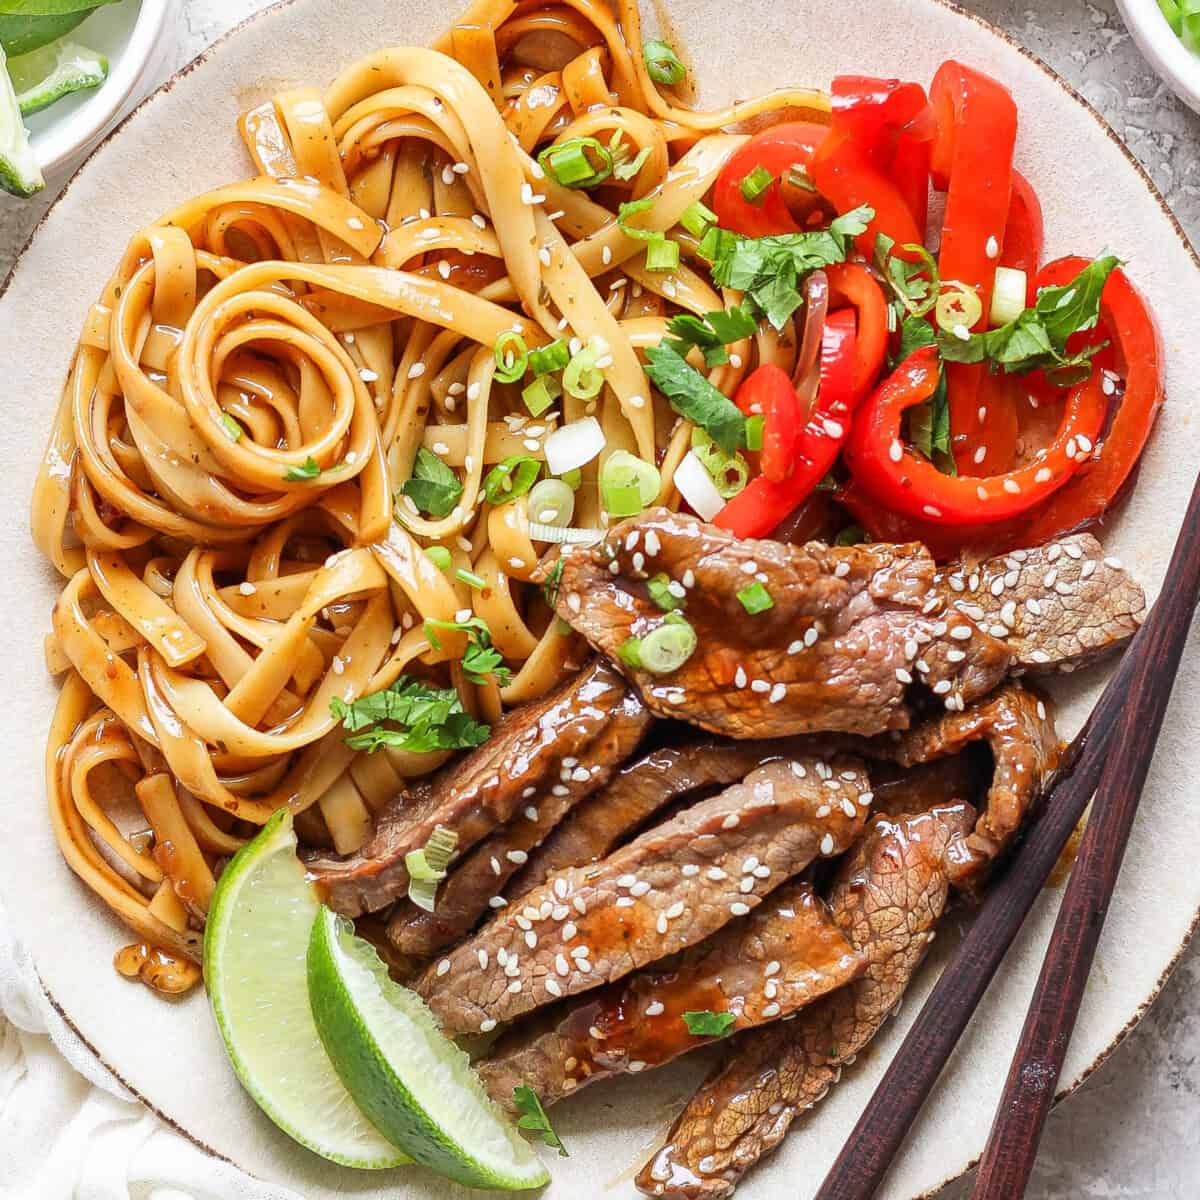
[
  {"x1": 1002, "y1": 170, "x2": 1044, "y2": 303},
  {"x1": 828, "y1": 76, "x2": 937, "y2": 165},
  {"x1": 1017, "y1": 257, "x2": 1164, "y2": 546},
  {"x1": 893, "y1": 130, "x2": 932, "y2": 237},
  {"x1": 711, "y1": 123, "x2": 827, "y2": 238},
  {"x1": 843, "y1": 345, "x2": 1106, "y2": 527},
  {"x1": 715, "y1": 314, "x2": 860, "y2": 538},
  {"x1": 825, "y1": 263, "x2": 888, "y2": 402},
  {"x1": 836, "y1": 475, "x2": 975, "y2": 561},
  {"x1": 733, "y1": 363, "x2": 803, "y2": 483},
  {"x1": 931, "y1": 62, "x2": 1018, "y2": 478}
]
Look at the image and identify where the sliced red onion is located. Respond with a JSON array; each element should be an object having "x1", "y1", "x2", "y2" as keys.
[
  {"x1": 793, "y1": 268, "x2": 829, "y2": 412},
  {"x1": 673, "y1": 450, "x2": 726, "y2": 522},
  {"x1": 544, "y1": 416, "x2": 606, "y2": 475}
]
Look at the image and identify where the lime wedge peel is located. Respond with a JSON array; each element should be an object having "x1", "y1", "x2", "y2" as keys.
[
  {"x1": 308, "y1": 905, "x2": 551, "y2": 1192},
  {"x1": 203, "y1": 809, "x2": 409, "y2": 1169},
  {"x1": 0, "y1": 41, "x2": 43, "y2": 197},
  {"x1": 10, "y1": 40, "x2": 108, "y2": 116}
]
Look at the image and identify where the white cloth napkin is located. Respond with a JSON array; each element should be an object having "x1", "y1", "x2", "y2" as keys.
[{"x1": 0, "y1": 895, "x2": 302, "y2": 1200}]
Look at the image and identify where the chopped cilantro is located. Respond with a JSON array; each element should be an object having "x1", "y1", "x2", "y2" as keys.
[
  {"x1": 642, "y1": 342, "x2": 746, "y2": 454},
  {"x1": 682, "y1": 1010, "x2": 737, "y2": 1037},
  {"x1": 329, "y1": 677, "x2": 490, "y2": 753},
  {"x1": 401, "y1": 448, "x2": 463, "y2": 519},
  {"x1": 284, "y1": 456, "x2": 321, "y2": 482},
  {"x1": 424, "y1": 615, "x2": 512, "y2": 686},
  {"x1": 665, "y1": 305, "x2": 758, "y2": 368},
  {"x1": 513, "y1": 1085, "x2": 568, "y2": 1157}
]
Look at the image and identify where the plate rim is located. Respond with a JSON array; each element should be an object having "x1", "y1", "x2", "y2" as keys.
[{"x1": 7, "y1": 0, "x2": 1199, "y2": 1196}]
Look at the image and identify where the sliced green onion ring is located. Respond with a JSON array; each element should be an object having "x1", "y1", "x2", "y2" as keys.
[
  {"x1": 528, "y1": 478, "x2": 576, "y2": 529},
  {"x1": 537, "y1": 137, "x2": 613, "y2": 189},
  {"x1": 529, "y1": 338, "x2": 570, "y2": 376},
  {"x1": 522, "y1": 374, "x2": 562, "y2": 417},
  {"x1": 680, "y1": 200, "x2": 717, "y2": 238},
  {"x1": 643, "y1": 39, "x2": 686, "y2": 85},
  {"x1": 563, "y1": 342, "x2": 605, "y2": 400},
  {"x1": 645, "y1": 234, "x2": 680, "y2": 272},
  {"x1": 493, "y1": 331, "x2": 529, "y2": 383},
  {"x1": 600, "y1": 449, "x2": 661, "y2": 517},
  {"x1": 739, "y1": 165, "x2": 774, "y2": 205},
  {"x1": 934, "y1": 281, "x2": 984, "y2": 337},
  {"x1": 483, "y1": 455, "x2": 541, "y2": 505},
  {"x1": 638, "y1": 614, "x2": 698, "y2": 674}
]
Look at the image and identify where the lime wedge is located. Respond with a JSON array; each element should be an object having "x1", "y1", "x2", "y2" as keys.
[
  {"x1": 10, "y1": 40, "x2": 108, "y2": 115},
  {"x1": 203, "y1": 809, "x2": 409, "y2": 1169},
  {"x1": 0, "y1": 42, "x2": 42, "y2": 196},
  {"x1": 308, "y1": 905, "x2": 550, "y2": 1191}
]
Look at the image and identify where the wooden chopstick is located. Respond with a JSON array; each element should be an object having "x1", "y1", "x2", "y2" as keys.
[
  {"x1": 970, "y1": 477, "x2": 1200, "y2": 1196},
  {"x1": 814, "y1": 470, "x2": 1200, "y2": 1200}
]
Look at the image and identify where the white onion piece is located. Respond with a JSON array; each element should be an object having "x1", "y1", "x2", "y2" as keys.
[
  {"x1": 528, "y1": 522, "x2": 605, "y2": 545},
  {"x1": 990, "y1": 266, "x2": 1027, "y2": 327},
  {"x1": 674, "y1": 451, "x2": 727, "y2": 522},
  {"x1": 544, "y1": 416, "x2": 606, "y2": 475}
]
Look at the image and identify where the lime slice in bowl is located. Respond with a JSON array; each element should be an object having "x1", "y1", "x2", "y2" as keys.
[
  {"x1": 308, "y1": 905, "x2": 551, "y2": 1191},
  {"x1": 203, "y1": 809, "x2": 409, "y2": 1169},
  {"x1": 0, "y1": 43, "x2": 43, "y2": 197},
  {"x1": 9, "y1": 40, "x2": 108, "y2": 116}
]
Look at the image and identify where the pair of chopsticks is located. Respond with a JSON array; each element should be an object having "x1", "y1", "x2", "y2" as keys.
[{"x1": 815, "y1": 469, "x2": 1200, "y2": 1200}]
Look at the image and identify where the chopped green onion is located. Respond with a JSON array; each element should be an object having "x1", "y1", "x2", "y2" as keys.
[
  {"x1": 739, "y1": 165, "x2": 774, "y2": 206},
  {"x1": 528, "y1": 478, "x2": 576, "y2": 528},
  {"x1": 680, "y1": 200, "x2": 717, "y2": 239},
  {"x1": 692, "y1": 429, "x2": 749, "y2": 499},
  {"x1": 522, "y1": 373, "x2": 562, "y2": 417},
  {"x1": 647, "y1": 573, "x2": 685, "y2": 612},
  {"x1": 643, "y1": 39, "x2": 686, "y2": 85},
  {"x1": 560, "y1": 468, "x2": 582, "y2": 491},
  {"x1": 563, "y1": 341, "x2": 605, "y2": 400},
  {"x1": 736, "y1": 581, "x2": 774, "y2": 614},
  {"x1": 697, "y1": 224, "x2": 735, "y2": 265},
  {"x1": 456, "y1": 567, "x2": 487, "y2": 590},
  {"x1": 600, "y1": 449, "x2": 661, "y2": 517},
  {"x1": 618, "y1": 636, "x2": 644, "y2": 670},
  {"x1": 835, "y1": 524, "x2": 869, "y2": 546},
  {"x1": 424, "y1": 545, "x2": 452, "y2": 570},
  {"x1": 682, "y1": 1010, "x2": 736, "y2": 1037},
  {"x1": 934, "y1": 282, "x2": 984, "y2": 336},
  {"x1": 493, "y1": 331, "x2": 529, "y2": 383},
  {"x1": 483, "y1": 455, "x2": 541, "y2": 505},
  {"x1": 220, "y1": 412, "x2": 244, "y2": 441},
  {"x1": 989, "y1": 266, "x2": 1027, "y2": 328},
  {"x1": 529, "y1": 338, "x2": 570, "y2": 376},
  {"x1": 404, "y1": 824, "x2": 458, "y2": 912},
  {"x1": 537, "y1": 136, "x2": 613, "y2": 189},
  {"x1": 613, "y1": 145, "x2": 651, "y2": 182},
  {"x1": 744, "y1": 414, "x2": 765, "y2": 452},
  {"x1": 645, "y1": 234, "x2": 680, "y2": 272},
  {"x1": 638, "y1": 614, "x2": 698, "y2": 674}
]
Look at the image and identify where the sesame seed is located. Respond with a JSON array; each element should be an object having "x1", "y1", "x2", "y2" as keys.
[
  {"x1": 507, "y1": 980, "x2": 522, "y2": 993},
  {"x1": 656, "y1": 914, "x2": 669, "y2": 934},
  {"x1": 491, "y1": 857, "x2": 501, "y2": 875},
  {"x1": 819, "y1": 834, "x2": 835, "y2": 855},
  {"x1": 506, "y1": 849, "x2": 528, "y2": 865},
  {"x1": 576, "y1": 959, "x2": 592, "y2": 974},
  {"x1": 923, "y1": 505, "x2": 943, "y2": 518},
  {"x1": 734, "y1": 666, "x2": 748, "y2": 689},
  {"x1": 950, "y1": 625, "x2": 972, "y2": 640},
  {"x1": 947, "y1": 648, "x2": 966, "y2": 663},
  {"x1": 804, "y1": 627, "x2": 819, "y2": 647},
  {"x1": 682, "y1": 863, "x2": 700, "y2": 877},
  {"x1": 889, "y1": 439, "x2": 903, "y2": 463},
  {"x1": 706, "y1": 867, "x2": 727, "y2": 881},
  {"x1": 618, "y1": 874, "x2": 637, "y2": 889},
  {"x1": 436, "y1": 959, "x2": 450, "y2": 976},
  {"x1": 561, "y1": 921, "x2": 577, "y2": 939},
  {"x1": 765, "y1": 960, "x2": 781, "y2": 976},
  {"x1": 841, "y1": 798, "x2": 857, "y2": 818},
  {"x1": 769, "y1": 682, "x2": 787, "y2": 703},
  {"x1": 788, "y1": 639, "x2": 804, "y2": 655},
  {"x1": 1003, "y1": 479, "x2": 1021, "y2": 495},
  {"x1": 601, "y1": 245, "x2": 613, "y2": 265},
  {"x1": 545, "y1": 979, "x2": 562, "y2": 996},
  {"x1": 753, "y1": 864, "x2": 771, "y2": 879},
  {"x1": 833, "y1": 561, "x2": 851, "y2": 579},
  {"x1": 555, "y1": 954, "x2": 570, "y2": 976},
  {"x1": 490, "y1": 896, "x2": 506, "y2": 908},
  {"x1": 525, "y1": 930, "x2": 537, "y2": 948},
  {"x1": 816, "y1": 804, "x2": 831, "y2": 819},
  {"x1": 739, "y1": 877, "x2": 756, "y2": 894},
  {"x1": 645, "y1": 1001, "x2": 665, "y2": 1016},
  {"x1": 1037, "y1": 700, "x2": 1047, "y2": 720},
  {"x1": 895, "y1": 667, "x2": 913, "y2": 684},
  {"x1": 933, "y1": 679, "x2": 952, "y2": 695},
  {"x1": 1035, "y1": 467, "x2": 1052, "y2": 484},
  {"x1": 751, "y1": 678, "x2": 770, "y2": 694},
  {"x1": 683, "y1": 569, "x2": 696, "y2": 588},
  {"x1": 764, "y1": 979, "x2": 779, "y2": 1000},
  {"x1": 1031, "y1": 649, "x2": 1052, "y2": 663},
  {"x1": 480, "y1": 1018, "x2": 497, "y2": 1032},
  {"x1": 629, "y1": 1060, "x2": 647, "y2": 1072},
  {"x1": 525, "y1": 805, "x2": 539, "y2": 821},
  {"x1": 730, "y1": 902, "x2": 751, "y2": 916},
  {"x1": 762, "y1": 1002, "x2": 782, "y2": 1019},
  {"x1": 630, "y1": 880, "x2": 651, "y2": 897},
  {"x1": 722, "y1": 814, "x2": 740, "y2": 830},
  {"x1": 238, "y1": 581, "x2": 257, "y2": 596},
  {"x1": 1081, "y1": 560, "x2": 1097, "y2": 579},
  {"x1": 616, "y1": 896, "x2": 635, "y2": 908}
]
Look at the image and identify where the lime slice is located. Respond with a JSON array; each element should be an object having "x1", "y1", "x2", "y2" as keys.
[
  {"x1": 0, "y1": 42, "x2": 42, "y2": 196},
  {"x1": 308, "y1": 905, "x2": 551, "y2": 1191},
  {"x1": 203, "y1": 809, "x2": 409, "y2": 1169},
  {"x1": 10, "y1": 40, "x2": 108, "y2": 115},
  {"x1": 0, "y1": 11, "x2": 88, "y2": 57}
]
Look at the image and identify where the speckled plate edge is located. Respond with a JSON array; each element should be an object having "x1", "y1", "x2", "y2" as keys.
[{"x1": 1, "y1": 0, "x2": 1197, "y2": 1196}]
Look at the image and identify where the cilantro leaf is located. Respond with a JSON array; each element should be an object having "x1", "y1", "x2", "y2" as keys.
[
  {"x1": 704, "y1": 205, "x2": 874, "y2": 329},
  {"x1": 424, "y1": 615, "x2": 512, "y2": 686},
  {"x1": 330, "y1": 677, "x2": 490, "y2": 753},
  {"x1": 513, "y1": 1085, "x2": 568, "y2": 1157},
  {"x1": 938, "y1": 256, "x2": 1119, "y2": 381},
  {"x1": 682, "y1": 1010, "x2": 737, "y2": 1037},
  {"x1": 284, "y1": 456, "x2": 321, "y2": 482},
  {"x1": 400, "y1": 448, "x2": 463, "y2": 519},
  {"x1": 896, "y1": 315, "x2": 937, "y2": 365},
  {"x1": 665, "y1": 305, "x2": 757, "y2": 368},
  {"x1": 643, "y1": 342, "x2": 746, "y2": 453}
]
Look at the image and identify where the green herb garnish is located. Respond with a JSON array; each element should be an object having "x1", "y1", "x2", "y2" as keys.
[
  {"x1": 643, "y1": 39, "x2": 686, "y2": 85},
  {"x1": 643, "y1": 342, "x2": 746, "y2": 454},
  {"x1": 513, "y1": 1085, "x2": 568, "y2": 1157},
  {"x1": 647, "y1": 572, "x2": 685, "y2": 612},
  {"x1": 330, "y1": 677, "x2": 490, "y2": 753},
  {"x1": 682, "y1": 1010, "x2": 737, "y2": 1037},
  {"x1": 483, "y1": 455, "x2": 541, "y2": 505},
  {"x1": 425, "y1": 615, "x2": 512, "y2": 686},
  {"x1": 736, "y1": 581, "x2": 774, "y2": 614},
  {"x1": 665, "y1": 305, "x2": 758, "y2": 368},
  {"x1": 401, "y1": 448, "x2": 463, "y2": 519},
  {"x1": 284, "y1": 456, "x2": 321, "y2": 482}
]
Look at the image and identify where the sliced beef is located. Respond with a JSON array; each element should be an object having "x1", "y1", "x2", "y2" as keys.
[
  {"x1": 308, "y1": 660, "x2": 650, "y2": 916},
  {"x1": 412, "y1": 756, "x2": 870, "y2": 1036},
  {"x1": 513, "y1": 739, "x2": 792, "y2": 895},
  {"x1": 868, "y1": 755, "x2": 981, "y2": 819},
  {"x1": 637, "y1": 801, "x2": 975, "y2": 1200},
  {"x1": 550, "y1": 509, "x2": 1010, "y2": 739},
  {"x1": 477, "y1": 879, "x2": 864, "y2": 1110},
  {"x1": 873, "y1": 682, "x2": 1059, "y2": 886},
  {"x1": 937, "y1": 534, "x2": 1144, "y2": 674}
]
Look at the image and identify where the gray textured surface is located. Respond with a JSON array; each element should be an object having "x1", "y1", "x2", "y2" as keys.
[{"x1": 1, "y1": 1, "x2": 1196, "y2": 1197}]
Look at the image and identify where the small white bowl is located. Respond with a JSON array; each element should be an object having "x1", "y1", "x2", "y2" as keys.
[
  {"x1": 1116, "y1": 0, "x2": 1200, "y2": 115},
  {"x1": 22, "y1": 0, "x2": 176, "y2": 177}
]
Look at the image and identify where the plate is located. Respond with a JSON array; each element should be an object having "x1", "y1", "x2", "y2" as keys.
[{"x1": 1, "y1": 0, "x2": 1198, "y2": 1196}]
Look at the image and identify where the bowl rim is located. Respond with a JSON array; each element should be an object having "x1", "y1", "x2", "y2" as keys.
[
  {"x1": 31, "y1": 0, "x2": 173, "y2": 175},
  {"x1": 1115, "y1": 0, "x2": 1200, "y2": 111}
]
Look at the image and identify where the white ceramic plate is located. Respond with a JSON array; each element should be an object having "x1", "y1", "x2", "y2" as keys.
[
  {"x1": 1115, "y1": 0, "x2": 1200, "y2": 116},
  {"x1": 1, "y1": 1, "x2": 1198, "y2": 1197},
  {"x1": 20, "y1": 0, "x2": 176, "y2": 176}
]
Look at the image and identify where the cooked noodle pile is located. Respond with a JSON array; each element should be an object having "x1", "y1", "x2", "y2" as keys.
[{"x1": 32, "y1": 0, "x2": 829, "y2": 993}]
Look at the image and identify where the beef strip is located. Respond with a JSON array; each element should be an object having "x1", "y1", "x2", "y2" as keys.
[
  {"x1": 307, "y1": 660, "x2": 650, "y2": 916},
  {"x1": 637, "y1": 801, "x2": 975, "y2": 1200},
  {"x1": 411, "y1": 755, "x2": 870, "y2": 1036},
  {"x1": 551, "y1": 509, "x2": 1010, "y2": 739},
  {"x1": 937, "y1": 534, "x2": 1144, "y2": 674},
  {"x1": 477, "y1": 879, "x2": 864, "y2": 1110},
  {"x1": 385, "y1": 681, "x2": 652, "y2": 956},
  {"x1": 868, "y1": 755, "x2": 981, "y2": 819},
  {"x1": 513, "y1": 739, "x2": 793, "y2": 896},
  {"x1": 872, "y1": 682, "x2": 1059, "y2": 886}
]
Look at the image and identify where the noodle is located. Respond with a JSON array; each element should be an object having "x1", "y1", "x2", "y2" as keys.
[{"x1": 31, "y1": 0, "x2": 828, "y2": 993}]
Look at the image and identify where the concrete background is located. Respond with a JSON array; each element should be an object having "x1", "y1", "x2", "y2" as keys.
[{"x1": 1, "y1": 1, "x2": 1196, "y2": 1196}]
